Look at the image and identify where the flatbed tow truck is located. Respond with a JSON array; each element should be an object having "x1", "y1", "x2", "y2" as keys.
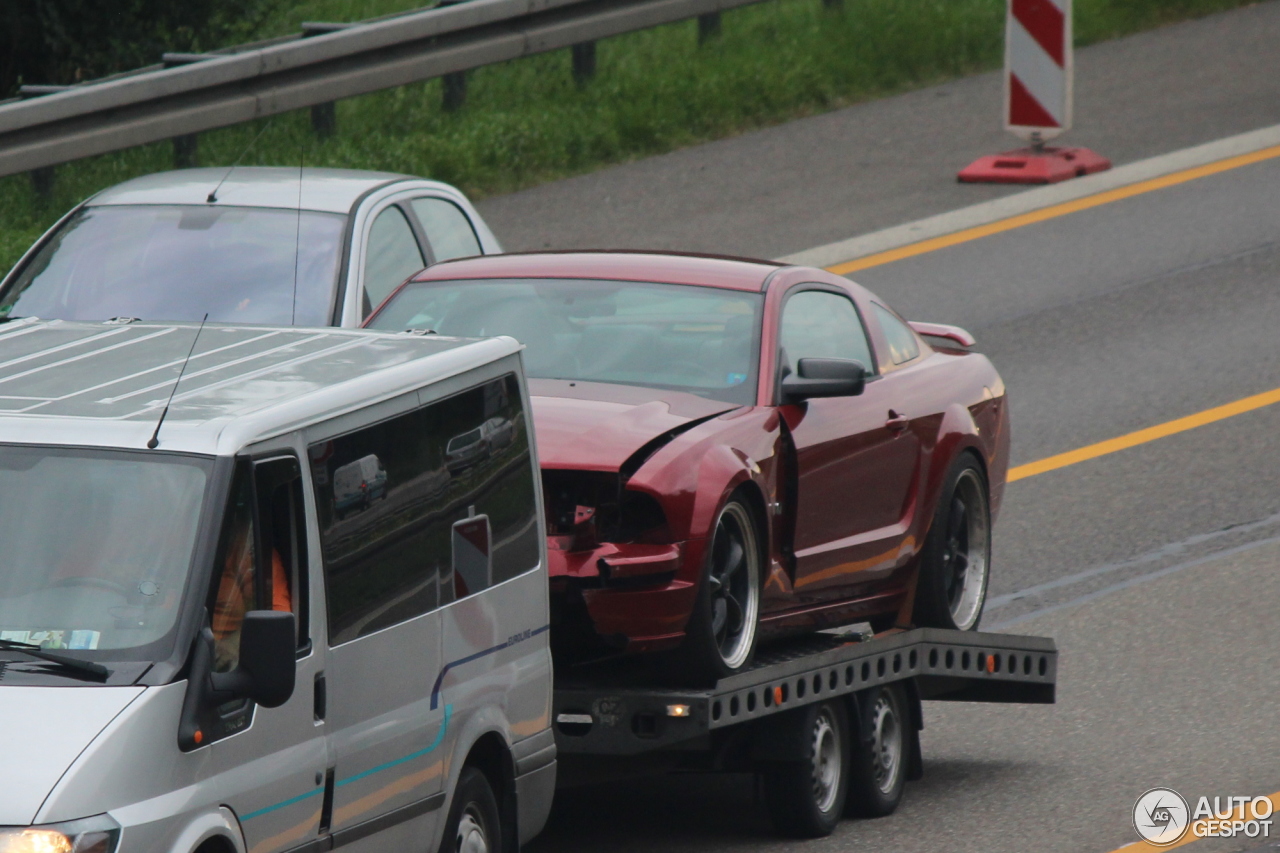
[{"x1": 549, "y1": 625, "x2": 1057, "y2": 837}]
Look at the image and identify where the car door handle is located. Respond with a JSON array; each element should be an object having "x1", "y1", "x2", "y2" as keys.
[{"x1": 886, "y1": 411, "x2": 910, "y2": 433}]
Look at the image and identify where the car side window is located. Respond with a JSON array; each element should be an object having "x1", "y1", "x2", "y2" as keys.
[
  {"x1": 363, "y1": 206, "x2": 425, "y2": 317},
  {"x1": 409, "y1": 198, "x2": 482, "y2": 262},
  {"x1": 309, "y1": 374, "x2": 539, "y2": 645},
  {"x1": 873, "y1": 303, "x2": 921, "y2": 365},
  {"x1": 778, "y1": 289, "x2": 874, "y2": 377}
]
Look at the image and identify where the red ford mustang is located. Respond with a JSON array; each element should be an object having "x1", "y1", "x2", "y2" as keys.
[{"x1": 366, "y1": 252, "x2": 1009, "y2": 680}]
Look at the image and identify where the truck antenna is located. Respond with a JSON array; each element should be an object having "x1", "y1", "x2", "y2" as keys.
[{"x1": 148, "y1": 314, "x2": 208, "y2": 450}]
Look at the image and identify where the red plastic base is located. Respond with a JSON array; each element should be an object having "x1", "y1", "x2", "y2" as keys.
[{"x1": 957, "y1": 146, "x2": 1112, "y2": 184}]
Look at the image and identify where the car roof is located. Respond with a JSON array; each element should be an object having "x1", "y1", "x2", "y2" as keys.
[
  {"x1": 409, "y1": 251, "x2": 783, "y2": 292},
  {"x1": 0, "y1": 319, "x2": 518, "y2": 456},
  {"x1": 86, "y1": 167, "x2": 430, "y2": 214}
]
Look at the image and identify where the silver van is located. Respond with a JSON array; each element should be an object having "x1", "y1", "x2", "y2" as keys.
[{"x1": 0, "y1": 319, "x2": 554, "y2": 853}]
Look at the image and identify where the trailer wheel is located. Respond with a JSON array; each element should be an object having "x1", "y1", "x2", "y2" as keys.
[
  {"x1": 846, "y1": 683, "x2": 909, "y2": 817},
  {"x1": 763, "y1": 700, "x2": 850, "y2": 838},
  {"x1": 913, "y1": 455, "x2": 990, "y2": 631},
  {"x1": 440, "y1": 767, "x2": 502, "y2": 853}
]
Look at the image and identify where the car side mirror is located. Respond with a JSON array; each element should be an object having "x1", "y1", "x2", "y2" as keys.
[
  {"x1": 781, "y1": 358, "x2": 867, "y2": 403},
  {"x1": 210, "y1": 610, "x2": 297, "y2": 708}
]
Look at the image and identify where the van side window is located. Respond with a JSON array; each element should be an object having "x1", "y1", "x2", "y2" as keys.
[
  {"x1": 210, "y1": 458, "x2": 304, "y2": 671},
  {"x1": 309, "y1": 374, "x2": 539, "y2": 644}
]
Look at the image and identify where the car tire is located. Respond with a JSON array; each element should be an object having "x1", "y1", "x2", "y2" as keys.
[
  {"x1": 439, "y1": 767, "x2": 502, "y2": 853},
  {"x1": 845, "y1": 683, "x2": 909, "y2": 818},
  {"x1": 672, "y1": 495, "x2": 762, "y2": 684},
  {"x1": 763, "y1": 700, "x2": 851, "y2": 838},
  {"x1": 912, "y1": 454, "x2": 991, "y2": 631}
]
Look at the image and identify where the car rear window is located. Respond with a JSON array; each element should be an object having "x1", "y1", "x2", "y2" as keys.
[{"x1": 0, "y1": 204, "x2": 346, "y2": 326}]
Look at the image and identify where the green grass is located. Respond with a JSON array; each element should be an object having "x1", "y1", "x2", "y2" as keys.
[{"x1": 0, "y1": 0, "x2": 1263, "y2": 273}]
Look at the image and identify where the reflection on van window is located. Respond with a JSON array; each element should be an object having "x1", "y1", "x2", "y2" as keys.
[
  {"x1": 310, "y1": 374, "x2": 539, "y2": 644},
  {"x1": 0, "y1": 447, "x2": 210, "y2": 656}
]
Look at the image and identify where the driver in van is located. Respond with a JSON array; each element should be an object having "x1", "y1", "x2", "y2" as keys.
[{"x1": 211, "y1": 510, "x2": 292, "y2": 671}]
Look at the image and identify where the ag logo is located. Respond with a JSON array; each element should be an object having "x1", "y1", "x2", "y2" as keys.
[{"x1": 1134, "y1": 787, "x2": 1190, "y2": 846}]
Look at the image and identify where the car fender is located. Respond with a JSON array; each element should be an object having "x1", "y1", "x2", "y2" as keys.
[
  {"x1": 168, "y1": 808, "x2": 246, "y2": 853},
  {"x1": 915, "y1": 402, "x2": 988, "y2": 542},
  {"x1": 625, "y1": 409, "x2": 781, "y2": 556}
]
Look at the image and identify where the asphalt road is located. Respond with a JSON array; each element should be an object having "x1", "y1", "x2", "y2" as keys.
[
  {"x1": 519, "y1": 15, "x2": 1280, "y2": 848},
  {"x1": 477, "y1": 2, "x2": 1280, "y2": 259}
]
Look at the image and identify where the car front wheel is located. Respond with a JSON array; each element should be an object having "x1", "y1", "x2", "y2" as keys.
[{"x1": 673, "y1": 495, "x2": 762, "y2": 683}]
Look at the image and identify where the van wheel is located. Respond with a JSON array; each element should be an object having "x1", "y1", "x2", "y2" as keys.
[
  {"x1": 763, "y1": 700, "x2": 851, "y2": 838},
  {"x1": 672, "y1": 496, "x2": 762, "y2": 684},
  {"x1": 913, "y1": 455, "x2": 990, "y2": 631},
  {"x1": 440, "y1": 767, "x2": 501, "y2": 853},
  {"x1": 845, "y1": 684, "x2": 908, "y2": 817}
]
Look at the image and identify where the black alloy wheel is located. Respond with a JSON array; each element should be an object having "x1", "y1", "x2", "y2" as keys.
[
  {"x1": 673, "y1": 495, "x2": 762, "y2": 683},
  {"x1": 913, "y1": 455, "x2": 991, "y2": 631}
]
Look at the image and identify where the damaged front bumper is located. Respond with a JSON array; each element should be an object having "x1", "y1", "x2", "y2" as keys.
[{"x1": 547, "y1": 537, "x2": 702, "y2": 653}]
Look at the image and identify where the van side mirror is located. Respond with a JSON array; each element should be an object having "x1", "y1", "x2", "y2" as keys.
[
  {"x1": 210, "y1": 611, "x2": 297, "y2": 708},
  {"x1": 781, "y1": 358, "x2": 867, "y2": 403}
]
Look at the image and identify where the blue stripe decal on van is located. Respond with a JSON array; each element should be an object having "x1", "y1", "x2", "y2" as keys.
[
  {"x1": 430, "y1": 624, "x2": 550, "y2": 710},
  {"x1": 240, "y1": 786, "x2": 324, "y2": 821},
  {"x1": 336, "y1": 703, "x2": 453, "y2": 788},
  {"x1": 241, "y1": 621, "x2": 547, "y2": 822},
  {"x1": 241, "y1": 705, "x2": 452, "y2": 822}
]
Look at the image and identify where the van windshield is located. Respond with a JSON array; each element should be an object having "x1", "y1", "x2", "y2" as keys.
[
  {"x1": 0, "y1": 446, "x2": 212, "y2": 660},
  {"x1": 0, "y1": 204, "x2": 345, "y2": 326}
]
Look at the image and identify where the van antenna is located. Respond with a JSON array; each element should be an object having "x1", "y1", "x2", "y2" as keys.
[
  {"x1": 290, "y1": 141, "x2": 305, "y2": 326},
  {"x1": 147, "y1": 313, "x2": 208, "y2": 450},
  {"x1": 206, "y1": 118, "x2": 275, "y2": 204}
]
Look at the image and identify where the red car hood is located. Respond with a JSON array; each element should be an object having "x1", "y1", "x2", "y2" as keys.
[{"x1": 530, "y1": 379, "x2": 740, "y2": 471}]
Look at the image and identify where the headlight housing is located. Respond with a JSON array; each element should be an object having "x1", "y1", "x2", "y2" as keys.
[{"x1": 0, "y1": 815, "x2": 120, "y2": 853}]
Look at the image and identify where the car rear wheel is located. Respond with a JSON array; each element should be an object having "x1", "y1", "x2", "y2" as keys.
[
  {"x1": 913, "y1": 455, "x2": 990, "y2": 631},
  {"x1": 845, "y1": 683, "x2": 909, "y2": 817},
  {"x1": 763, "y1": 700, "x2": 851, "y2": 838},
  {"x1": 440, "y1": 767, "x2": 501, "y2": 853},
  {"x1": 673, "y1": 496, "x2": 762, "y2": 683}
]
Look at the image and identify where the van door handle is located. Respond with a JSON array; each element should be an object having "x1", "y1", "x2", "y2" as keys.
[
  {"x1": 314, "y1": 672, "x2": 327, "y2": 722},
  {"x1": 886, "y1": 411, "x2": 909, "y2": 433}
]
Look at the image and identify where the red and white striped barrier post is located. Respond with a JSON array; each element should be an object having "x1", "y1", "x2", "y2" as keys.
[{"x1": 958, "y1": 0, "x2": 1110, "y2": 184}]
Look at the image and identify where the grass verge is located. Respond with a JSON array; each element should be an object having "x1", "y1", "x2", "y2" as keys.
[{"x1": 0, "y1": 0, "x2": 1264, "y2": 272}]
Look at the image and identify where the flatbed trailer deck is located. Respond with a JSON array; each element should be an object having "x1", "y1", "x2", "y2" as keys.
[{"x1": 549, "y1": 626, "x2": 1058, "y2": 837}]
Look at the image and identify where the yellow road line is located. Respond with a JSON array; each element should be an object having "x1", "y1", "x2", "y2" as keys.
[
  {"x1": 1107, "y1": 791, "x2": 1280, "y2": 852},
  {"x1": 827, "y1": 144, "x2": 1280, "y2": 275},
  {"x1": 1008, "y1": 385, "x2": 1280, "y2": 482}
]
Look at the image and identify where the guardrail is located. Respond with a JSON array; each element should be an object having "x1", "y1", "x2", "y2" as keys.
[{"x1": 0, "y1": 0, "x2": 777, "y2": 185}]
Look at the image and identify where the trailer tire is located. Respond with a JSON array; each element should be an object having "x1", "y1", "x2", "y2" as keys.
[
  {"x1": 762, "y1": 700, "x2": 850, "y2": 838},
  {"x1": 845, "y1": 683, "x2": 909, "y2": 818},
  {"x1": 440, "y1": 767, "x2": 502, "y2": 853}
]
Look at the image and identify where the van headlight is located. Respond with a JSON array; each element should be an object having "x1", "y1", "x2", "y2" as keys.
[{"x1": 0, "y1": 816, "x2": 120, "y2": 853}]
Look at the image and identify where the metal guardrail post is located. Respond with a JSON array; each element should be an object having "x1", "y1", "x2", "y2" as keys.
[
  {"x1": 302, "y1": 22, "x2": 354, "y2": 137},
  {"x1": 172, "y1": 134, "x2": 199, "y2": 168},
  {"x1": 697, "y1": 12, "x2": 721, "y2": 43},
  {"x1": 30, "y1": 166, "x2": 55, "y2": 200},
  {"x1": 443, "y1": 72, "x2": 468, "y2": 111},
  {"x1": 572, "y1": 42, "x2": 597, "y2": 84}
]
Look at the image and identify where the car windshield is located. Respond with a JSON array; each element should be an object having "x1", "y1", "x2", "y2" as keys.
[
  {"x1": 367, "y1": 278, "x2": 763, "y2": 404},
  {"x1": 0, "y1": 445, "x2": 212, "y2": 661},
  {"x1": 0, "y1": 204, "x2": 346, "y2": 326}
]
